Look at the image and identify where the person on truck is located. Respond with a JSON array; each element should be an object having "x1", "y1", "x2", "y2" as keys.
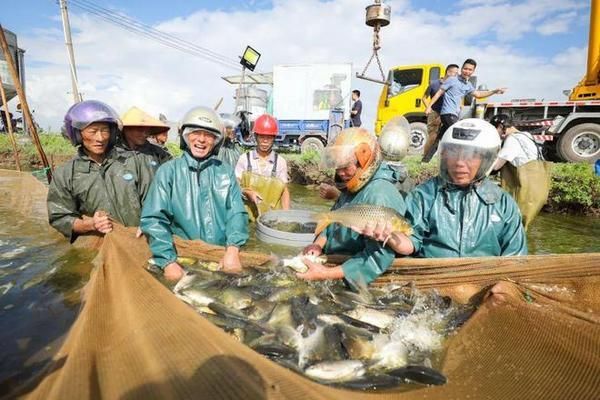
[
  {"x1": 298, "y1": 128, "x2": 407, "y2": 286},
  {"x1": 490, "y1": 114, "x2": 551, "y2": 230},
  {"x1": 47, "y1": 100, "x2": 154, "y2": 241},
  {"x1": 234, "y1": 114, "x2": 291, "y2": 221},
  {"x1": 423, "y1": 58, "x2": 507, "y2": 162},
  {"x1": 351, "y1": 119, "x2": 527, "y2": 259},
  {"x1": 140, "y1": 106, "x2": 248, "y2": 281},
  {"x1": 350, "y1": 90, "x2": 362, "y2": 127},
  {"x1": 118, "y1": 106, "x2": 172, "y2": 168},
  {"x1": 421, "y1": 64, "x2": 459, "y2": 159}
]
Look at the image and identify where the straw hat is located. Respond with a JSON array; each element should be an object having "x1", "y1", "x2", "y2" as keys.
[{"x1": 121, "y1": 106, "x2": 169, "y2": 135}]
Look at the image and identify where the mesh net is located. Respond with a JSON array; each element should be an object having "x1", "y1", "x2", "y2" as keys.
[{"x1": 1, "y1": 170, "x2": 599, "y2": 400}]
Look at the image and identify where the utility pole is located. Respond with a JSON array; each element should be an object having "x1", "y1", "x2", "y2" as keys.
[{"x1": 59, "y1": 0, "x2": 82, "y2": 103}]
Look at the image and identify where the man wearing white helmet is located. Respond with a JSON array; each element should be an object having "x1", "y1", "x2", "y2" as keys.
[
  {"x1": 140, "y1": 106, "x2": 249, "y2": 281},
  {"x1": 355, "y1": 118, "x2": 526, "y2": 258}
]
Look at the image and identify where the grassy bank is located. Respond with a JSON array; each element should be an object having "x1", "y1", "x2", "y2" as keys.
[{"x1": 1, "y1": 134, "x2": 598, "y2": 214}]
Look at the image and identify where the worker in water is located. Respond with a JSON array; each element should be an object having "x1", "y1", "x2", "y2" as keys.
[
  {"x1": 234, "y1": 114, "x2": 290, "y2": 221},
  {"x1": 298, "y1": 128, "x2": 407, "y2": 286},
  {"x1": 351, "y1": 119, "x2": 527, "y2": 258},
  {"x1": 118, "y1": 106, "x2": 172, "y2": 168},
  {"x1": 318, "y1": 116, "x2": 414, "y2": 200},
  {"x1": 217, "y1": 113, "x2": 243, "y2": 167},
  {"x1": 140, "y1": 106, "x2": 248, "y2": 281},
  {"x1": 490, "y1": 114, "x2": 551, "y2": 230},
  {"x1": 47, "y1": 100, "x2": 154, "y2": 241},
  {"x1": 377, "y1": 116, "x2": 415, "y2": 197}
]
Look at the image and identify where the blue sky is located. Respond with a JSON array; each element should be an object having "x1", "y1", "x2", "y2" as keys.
[
  {"x1": 4, "y1": 0, "x2": 589, "y2": 58},
  {"x1": 0, "y1": 0, "x2": 593, "y2": 130}
]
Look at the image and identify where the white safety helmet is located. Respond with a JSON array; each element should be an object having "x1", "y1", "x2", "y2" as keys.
[
  {"x1": 439, "y1": 118, "x2": 500, "y2": 184},
  {"x1": 179, "y1": 106, "x2": 224, "y2": 154},
  {"x1": 378, "y1": 116, "x2": 410, "y2": 162}
]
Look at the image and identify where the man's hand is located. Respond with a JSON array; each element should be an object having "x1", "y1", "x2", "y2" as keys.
[
  {"x1": 164, "y1": 262, "x2": 185, "y2": 281},
  {"x1": 494, "y1": 87, "x2": 507, "y2": 95},
  {"x1": 351, "y1": 220, "x2": 393, "y2": 242},
  {"x1": 425, "y1": 106, "x2": 432, "y2": 116},
  {"x1": 296, "y1": 258, "x2": 344, "y2": 281},
  {"x1": 92, "y1": 211, "x2": 113, "y2": 234},
  {"x1": 302, "y1": 243, "x2": 323, "y2": 256},
  {"x1": 220, "y1": 246, "x2": 242, "y2": 274},
  {"x1": 318, "y1": 183, "x2": 340, "y2": 201},
  {"x1": 244, "y1": 189, "x2": 263, "y2": 205}
]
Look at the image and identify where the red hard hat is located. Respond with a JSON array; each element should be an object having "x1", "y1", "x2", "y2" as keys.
[{"x1": 253, "y1": 114, "x2": 278, "y2": 136}]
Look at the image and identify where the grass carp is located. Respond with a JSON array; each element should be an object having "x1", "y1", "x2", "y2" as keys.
[{"x1": 314, "y1": 204, "x2": 412, "y2": 237}]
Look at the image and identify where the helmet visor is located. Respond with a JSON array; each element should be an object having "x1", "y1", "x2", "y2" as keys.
[
  {"x1": 440, "y1": 143, "x2": 498, "y2": 185},
  {"x1": 320, "y1": 144, "x2": 357, "y2": 169}
]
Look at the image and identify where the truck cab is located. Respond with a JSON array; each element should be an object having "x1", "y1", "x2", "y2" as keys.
[{"x1": 375, "y1": 63, "x2": 444, "y2": 153}]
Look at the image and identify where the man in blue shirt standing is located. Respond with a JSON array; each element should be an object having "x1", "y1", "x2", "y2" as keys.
[
  {"x1": 423, "y1": 58, "x2": 507, "y2": 162},
  {"x1": 421, "y1": 64, "x2": 459, "y2": 159}
]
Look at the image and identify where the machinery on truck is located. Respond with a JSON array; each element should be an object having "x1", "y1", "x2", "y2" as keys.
[
  {"x1": 374, "y1": 0, "x2": 600, "y2": 163},
  {"x1": 222, "y1": 63, "x2": 352, "y2": 153}
]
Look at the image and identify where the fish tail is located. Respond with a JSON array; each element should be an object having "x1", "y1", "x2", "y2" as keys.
[{"x1": 314, "y1": 213, "x2": 331, "y2": 236}]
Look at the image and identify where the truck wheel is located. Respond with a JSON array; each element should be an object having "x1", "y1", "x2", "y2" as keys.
[
  {"x1": 558, "y1": 123, "x2": 600, "y2": 163},
  {"x1": 301, "y1": 137, "x2": 325, "y2": 154},
  {"x1": 408, "y1": 122, "x2": 428, "y2": 155}
]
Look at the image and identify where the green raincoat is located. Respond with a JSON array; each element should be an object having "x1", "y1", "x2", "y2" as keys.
[
  {"x1": 140, "y1": 151, "x2": 249, "y2": 269},
  {"x1": 322, "y1": 162, "x2": 407, "y2": 285},
  {"x1": 47, "y1": 147, "x2": 154, "y2": 241},
  {"x1": 116, "y1": 140, "x2": 172, "y2": 169},
  {"x1": 406, "y1": 176, "x2": 527, "y2": 258},
  {"x1": 216, "y1": 138, "x2": 243, "y2": 168}
]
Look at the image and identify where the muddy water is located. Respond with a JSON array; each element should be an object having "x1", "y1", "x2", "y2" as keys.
[
  {"x1": 0, "y1": 205, "x2": 95, "y2": 395},
  {"x1": 0, "y1": 182, "x2": 598, "y2": 395}
]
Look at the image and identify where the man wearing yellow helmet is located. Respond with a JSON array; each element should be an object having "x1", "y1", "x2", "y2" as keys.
[{"x1": 298, "y1": 128, "x2": 407, "y2": 286}]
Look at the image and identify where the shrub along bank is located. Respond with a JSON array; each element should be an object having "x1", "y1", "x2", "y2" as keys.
[{"x1": 1, "y1": 134, "x2": 598, "y2": 215}]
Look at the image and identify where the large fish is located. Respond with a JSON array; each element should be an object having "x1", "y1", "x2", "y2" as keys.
[{"x1": 313, "y1": 204, "x2": 412, "y2": 237}]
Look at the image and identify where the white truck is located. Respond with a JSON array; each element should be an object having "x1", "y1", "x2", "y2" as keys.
[{"x1": 223, "y1": 63, "x2": 353, "y2": 153}]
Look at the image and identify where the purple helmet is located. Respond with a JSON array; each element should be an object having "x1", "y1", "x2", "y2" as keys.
[{"x1": 63, "y1": 100, "x2": 122, "y2": 146}]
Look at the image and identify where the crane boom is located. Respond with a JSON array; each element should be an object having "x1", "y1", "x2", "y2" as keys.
[{"x1": 570, "y1": 0, "x2": 600, "y2": 100}]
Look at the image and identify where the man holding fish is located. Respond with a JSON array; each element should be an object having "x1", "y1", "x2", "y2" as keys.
[
  {"x1": 297, "y1": 128, "x2": 408, "y2": 286},
  {"x1": 354, "y1": 119, "x2": 527, "y2": 258}
]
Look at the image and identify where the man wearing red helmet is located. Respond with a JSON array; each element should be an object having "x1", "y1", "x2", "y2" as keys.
[{"x1": 234, "y1": 114, "x2": 290, "y2": 221}]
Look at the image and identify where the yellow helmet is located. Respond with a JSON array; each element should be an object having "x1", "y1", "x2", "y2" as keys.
[{"x1": 321, "y1": 127, "x2": 382, "y2": 193}]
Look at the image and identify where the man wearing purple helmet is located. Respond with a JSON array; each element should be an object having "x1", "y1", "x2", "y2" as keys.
[{"x1": 47, "y1": 100, "x2": 154, "y2": 241}]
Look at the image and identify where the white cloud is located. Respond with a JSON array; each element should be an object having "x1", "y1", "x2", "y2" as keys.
[{"x1": 14, "y1": 0, "x2": 588, "y2": 133}]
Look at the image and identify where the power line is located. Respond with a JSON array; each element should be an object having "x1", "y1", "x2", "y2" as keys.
[{"x1": 66, "y1": 0, "x2": 242, "y2": 70}]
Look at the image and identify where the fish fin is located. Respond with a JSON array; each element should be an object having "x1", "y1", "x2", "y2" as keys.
[{"x1": 314, "y1": 215, "x2": 331, "y2": 236}]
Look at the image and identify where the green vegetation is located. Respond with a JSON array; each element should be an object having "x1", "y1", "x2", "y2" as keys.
[{"x1": 547, "y1": 162, "x2": 600, "y2": 213}]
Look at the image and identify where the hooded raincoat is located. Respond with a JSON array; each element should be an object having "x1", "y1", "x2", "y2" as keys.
[
  {"x1": 322, "y1": 162, "x2": 407, "y2": 285},
  {"x1": 406, "y1": 176, "x2": 527, "y2": 257},
  {"x1": 140, "y1": 151, "x2": 249, "y2": 269},
  {"x1": 47, "y1": 147, "x2": 154, "y2": 241}
]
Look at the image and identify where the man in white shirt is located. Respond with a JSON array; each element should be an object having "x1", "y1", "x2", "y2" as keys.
[
  {"x1": 235, "y1": 114, "x2": 290, "y2": 220},
  {"x1": 491, "y1": 114, "x2": 550, "y2": 230}
]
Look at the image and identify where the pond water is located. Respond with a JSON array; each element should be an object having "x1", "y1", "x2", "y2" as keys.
[{"x1": 0, "y1": 182, "x2": 598, "y2": 394}]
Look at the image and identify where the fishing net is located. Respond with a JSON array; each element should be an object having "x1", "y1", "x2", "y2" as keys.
[{"x1": 1, "y1": 170, "x2": 598, "y2": 400}]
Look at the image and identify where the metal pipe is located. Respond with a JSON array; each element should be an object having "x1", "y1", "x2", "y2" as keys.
[
  {"x1": 0, "y1": 25, "x2": 52, "y2": 182},
  {"x1": 59, "y1": 0, "x2": 82, "y2": 103},
  {"x1": 585, "y1": 0, "x2": 600, "y2": 85},
  {"x1": 0, "y1": 76, "x2": 21, "y2": 171}
]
